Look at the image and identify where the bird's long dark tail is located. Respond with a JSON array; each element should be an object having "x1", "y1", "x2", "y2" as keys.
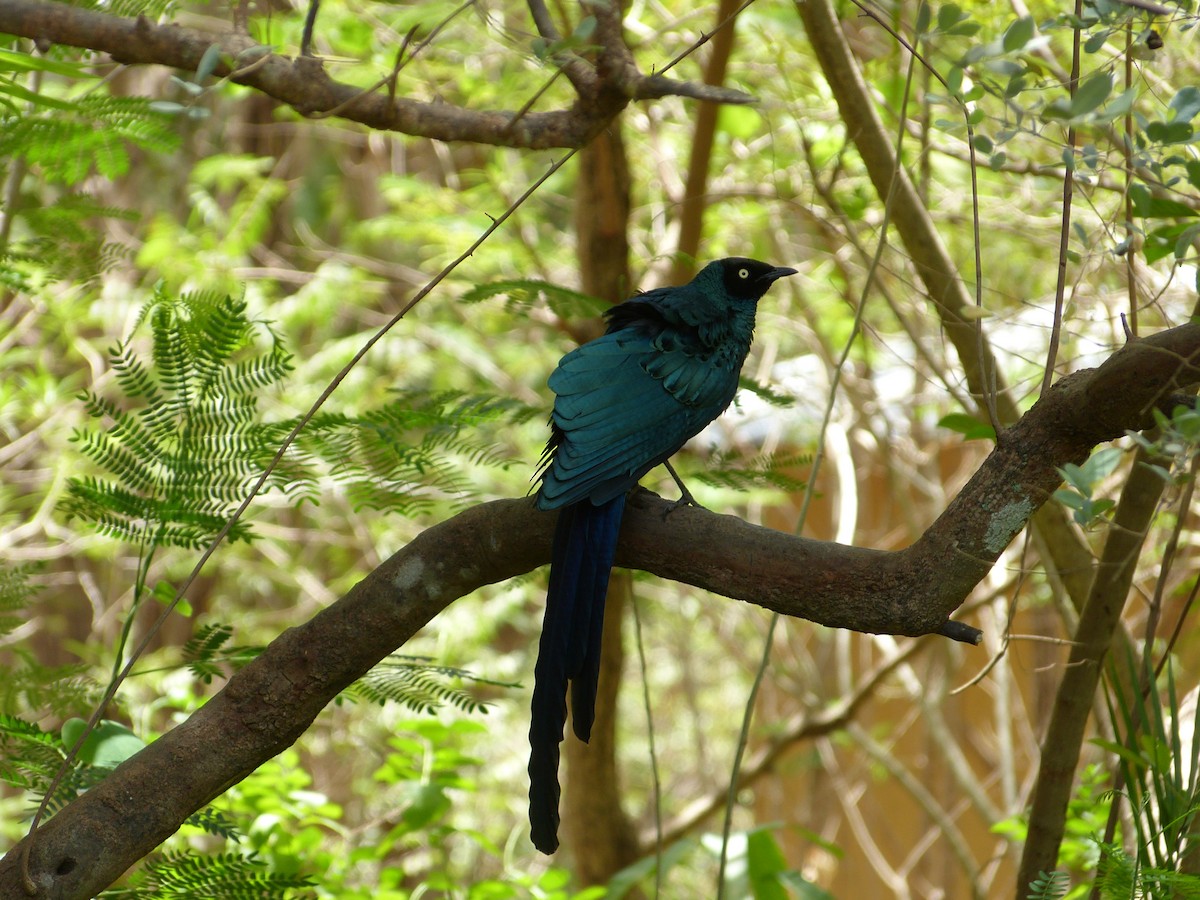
[{"x1": 528, "y1": 494, "x2": 626, "y2": 854}]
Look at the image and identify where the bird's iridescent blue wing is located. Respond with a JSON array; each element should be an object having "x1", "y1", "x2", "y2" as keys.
[{"x1": 536, "y1": 321, "x2": 739, "y2": 509}]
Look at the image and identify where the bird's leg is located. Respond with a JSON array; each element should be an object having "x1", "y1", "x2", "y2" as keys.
[{"x1": 662, "y1": 459, "x2": 703, "y2": 518}]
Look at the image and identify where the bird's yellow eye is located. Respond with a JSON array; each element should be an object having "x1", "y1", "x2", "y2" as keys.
[{"x1": 738, "y1": 268, "x2": 750, "y2": 279}]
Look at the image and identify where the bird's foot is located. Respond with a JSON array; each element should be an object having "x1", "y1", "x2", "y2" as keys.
[
  {"x1": 662, "y1": 485, "x2": 705, "y2": 520},
  {"x1": 661, "y1": 459, "x2": 705, "y2": 520}
]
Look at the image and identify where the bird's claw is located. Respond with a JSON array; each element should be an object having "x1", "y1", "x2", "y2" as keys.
[{"x1": 662, "y1": 488, "x2": 705, "y2": 520}]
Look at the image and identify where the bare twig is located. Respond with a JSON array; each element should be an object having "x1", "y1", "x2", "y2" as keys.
[{"x1": 1040, "y1": 0, "x2": 1083, "y2": 399}]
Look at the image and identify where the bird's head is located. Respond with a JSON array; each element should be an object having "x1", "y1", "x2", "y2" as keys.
[{"x1": 713, "y1": 257, "x2": 798, "y2": 301}]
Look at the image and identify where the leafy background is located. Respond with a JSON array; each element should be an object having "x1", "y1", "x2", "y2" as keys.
[{"x1": 3, "y1": 0, "x2": 1200, "y2": 897}]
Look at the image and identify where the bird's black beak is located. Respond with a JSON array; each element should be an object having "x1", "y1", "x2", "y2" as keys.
[{"x1": 760, "y1": 266, "x2": 798, "y2": 284}]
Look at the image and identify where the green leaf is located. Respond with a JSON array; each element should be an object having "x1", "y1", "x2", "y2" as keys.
[
  {"x1": 400, "y1": 782, "x2": 449, "y2": 829},
  {"x1": 1169, "y1": 85, "x2": 1200, "y2": 123},
  {"x1": 1175, "y1": 223, "x2": 1200, "y2": 259},
  {"x1": 1130, "y1": 183, "x2": 1199, "y2": 219},
  {"x1": 1147, "y1": 120, "x2": 1194, "y2": 144},
  {"x1": 195, "y1": 43, "x2": 224, "y2": 83},
  {"x1": 938, "y1": 413, "x2": 997, "y2": 441},
  {"x1": 946, "y1": 65, "x2": 964, "y2": 98},
  {"x1": 747, "y1": 829, "x2": 790, "y2": 900},
  {"x1": 1104, "y1": 87, "x2": 1138, "y2": 120},
  {"x1": 1084, "y1": 30, "x2": 1110, "y2": 54},
  {"x1": 937, "y1": 3, "x2": 964, "y2": 31},
  {"x1": 0, "y1": 49, "x2": 89, "y2": 77},
  {"x1": 915, "y1": 1, "x2": 932, "y2": 35},
  {"x1": 1053, "y1": 488, "x2": 1086, "y2": 511},
  {"x1": 0, "y1": 80, "x2": 75, "y2": 110},
  {"x1": 573, "y1": 15, "x2": 597, "y2": 40},
  {"x1": 1186, "y1": 160, "x2": 1200, "y2": 190},
  {"x1": 61, "y1": 718, "x2": 145, "y2": 769},
  {"x1": 1069, "y1": 70, "x2": 1114, "y2": 118},
  {"x1": 1079, "y1": 446, "x2": 1123, "y2": 484},
  {"x1": 1002, "y1": 16, "x2": 1034, "y2": 53}
]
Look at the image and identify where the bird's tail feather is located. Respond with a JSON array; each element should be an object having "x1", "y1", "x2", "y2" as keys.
[{"x1": 528, "y1": 494, "x2": 626, "y2": 854}]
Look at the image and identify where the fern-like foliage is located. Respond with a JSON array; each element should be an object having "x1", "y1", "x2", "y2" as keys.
[
  {"x1": 183, "y1": 806, "x2": 243, "y2": 842},
  {"x1": 60, "y1": 287, "x2": 294, "y2": 549},
  {"x1": 1096, "y1": 651, "x2": 1200, "y2": 897},
  {"x1": 181, "y1": 621, "x2": 261, "y2": 684},
  {"x1": 60, "y1": 285, "x2": 539, "y2": 542},
  {"x1": 0, "y1": 714, "x2": 67, "y2": 794},
  {"x1": 692, "y1": 448, "x2": 811, "y2": 494},
  {"x1": 1092, "y1": 842, "x2": 1200, "y2": 899},
  {"x1": 461, "y1": 278, "x2": 607, "y2": 319},
  {"x1": 99, "y1": 850, "x2": 315, "y2": 899},
  {"x1": 0, "y1": 568, "x2": 101, "y2": 716},
  {"x1": 0, "y1": 94, "x2": 179, "y2": 186},
  {"x1": 0, "y1": 50, "x2": 179, "y2": 286},
  {"x1": 278, "y1": 390, "x2": 540, "y2": 513},
  {"x1": 73, "y1": 0, "x2": 178, "y2": 19},
  {"x1": 0, "y1": 564, "x2": 33, "y2": 638},
  {"x1": 340, "y1": 654, "x2": 515, "y2": 715},
  {"x1": 0, "y1": 652, "x2": 99, "y2": 721},
  {"x1": 5, "y1": 192, "x2": 136, "y2": 284},
  {"x1": 737, "y1": 376, "x2": 799, "y2": 409},
  {"x1": 1025, "y1": 869, "x2": 1070, "y2": 900},
  {"x1": 0, "y1": 714, "x2": 109, "y2": 821},
  {"x1": 186, "y1": 620, "x2": 509, "y2": 714}
]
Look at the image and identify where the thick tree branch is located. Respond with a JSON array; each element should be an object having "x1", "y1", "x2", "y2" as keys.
[
  {"x1": 0, "y1": 0, "x2": 752, "y2": 149},
  {"x1": 2, "y1": 324, "x2": 1199, "y2": 899}
]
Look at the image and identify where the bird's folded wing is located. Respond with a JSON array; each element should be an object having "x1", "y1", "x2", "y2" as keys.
[{"x1": 538, "y1": 331, "x2": 735, "y2": 507}]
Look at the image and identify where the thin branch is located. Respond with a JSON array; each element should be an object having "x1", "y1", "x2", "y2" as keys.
[
  {"x1": 525, "y1": 0, "x2": 595, "y2": 94},
  {"x1": 796, "y1": 0, "x2": 1018, "y2": 425},
  {"x1": 656, "y1": 640, "x2": 925, "y2": 847},
  {"x1": 658, "y1": 0, "x2": 759, "y2": 76},
  {"x1": 670, "y1": 0, "x2": 745, "y2": 284},
  {"x1": 527, "y1": 0, "x2": 560, "y2": 40},
  {"x1": 1040, "y1": 0, "x2": 1082, "y2": 399}
]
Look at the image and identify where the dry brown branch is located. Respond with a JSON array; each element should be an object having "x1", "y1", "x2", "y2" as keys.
[{"x1": 0, "y1": 0, "x2": 752, "y2": 150}]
